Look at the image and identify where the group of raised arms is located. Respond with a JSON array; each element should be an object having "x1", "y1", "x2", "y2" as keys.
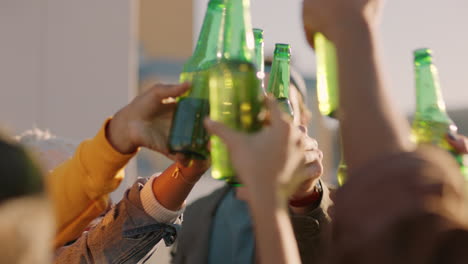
[{"x1": 1, "y1": 0, "x2": 468, "y2": 263}]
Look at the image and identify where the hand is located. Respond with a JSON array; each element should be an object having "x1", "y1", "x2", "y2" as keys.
[
  {"x1": 204, "y1": 97, "x2": 308, "y2": 202},
  {"x1": 302, "y1": 0, "x2": 384, "y2": 45},
  {"x1": 290, "y1": 126, "x2": 324, "y2": 201},
  {"x1": 107, "y1": 83, "x2": 190, "y2": 155},
  {"x1": 447, "y1": 133, "x2": 468, "y2": 154}
]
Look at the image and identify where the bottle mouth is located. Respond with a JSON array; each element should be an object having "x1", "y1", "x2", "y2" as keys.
[
  {"x1": 253, "y1": 28, "x2": 264, "y2": 42},
  {"x1": 208, "y1": 0, "x2": 227, "y2": 8},
  {"x1": 274, "y1": 43, "x2": 291, "y2": 56},
  {"x1": 414, "y1": 48, "x2": 433, "y2": 64}
]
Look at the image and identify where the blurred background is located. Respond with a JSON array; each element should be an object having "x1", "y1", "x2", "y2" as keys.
[{"x1": 1, "y1": 0, "x2": 467, "y2": 263}]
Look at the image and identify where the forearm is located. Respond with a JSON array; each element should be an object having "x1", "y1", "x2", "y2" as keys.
[
  {"x1": 334, "y1": 17, "x2": 414, "y2": 170},
  {"x1": 152, "y1": 162, "x2": 204, "y2": 211},
  {"x1": 55, "y1": 179, "x2": 176, "y2": 263},
  {"x1": 250, "y1": 190, "x2": 302, "y2": 264}
]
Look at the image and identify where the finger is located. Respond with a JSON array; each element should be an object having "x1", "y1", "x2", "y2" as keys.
[
  {"x1": 204, "y1": 118, "x2": 243, "y2": 150},
  {"x1": 304, "y1": 27, "x2": 316, "y2": 49},
  {"x1": 303, "y1": 136, "x2": 318, "y2": 151},
  {"x1": 304, "y1": 161, "x2": 324, "y2": 180},
  {"x1": 447, "y1": 133, "x2": 468, "y2": 154},
  {"x1": 157, "y1": 101, "x2": 177, "y2": 114},
  {"x1": 298, "y1": 125, "x2": 308, "y2": 134},
  {"x1": 295, "y1": 134, "x2": 305, "y2": 149},
  {"x1": 265, "y1": 95, "x2": 288, "y2": 128},
  {"x1": 157, "y1": 147, "x2": 171, "y2": 158},
  {"x1": 304, "y1": 149, "x2": 323, "y2": 165},
  {"x1": 207, "y1": 139, "x2": 212, "y2": 151},
  {"x1": 152, "y1": 83, "x2": 191, "y2": 100}
]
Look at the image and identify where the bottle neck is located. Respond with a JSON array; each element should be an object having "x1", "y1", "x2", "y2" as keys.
[
  {"x1": 414, "y1": 61, "x2": 452, "y2": 123},
  {"x1": 267, "y1": 56, "x2": 291, "y2": 99},
  {"x1": 222, "y1": 0, "x2": 255, "y2": 63},
  {"x1": 254, "y1": 41, "x2": 264, "y2": 76},
  {"x1": 185, "y1": 0, "x2": 225, "y2": 71}
]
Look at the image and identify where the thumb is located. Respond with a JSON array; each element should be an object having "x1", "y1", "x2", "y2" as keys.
[{"x1": 204, "y1": 118, "x2": 243, "y2": 150}]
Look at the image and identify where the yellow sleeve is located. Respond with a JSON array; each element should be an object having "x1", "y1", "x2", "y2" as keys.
[{"x1": 47, "y1": 118, "x2": 137, "y2": 248}]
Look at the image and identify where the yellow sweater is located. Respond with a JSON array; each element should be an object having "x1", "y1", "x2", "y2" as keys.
[{"x1": 47, "y1": 119, "x2": 136, "y2": 248}]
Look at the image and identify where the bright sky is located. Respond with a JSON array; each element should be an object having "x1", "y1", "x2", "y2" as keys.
[{"x1": 193, "y1": 0, "x2": 468, "y2": 113}]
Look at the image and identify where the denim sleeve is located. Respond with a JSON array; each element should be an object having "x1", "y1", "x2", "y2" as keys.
[{"x1": 54, "y1": 178, "x2": 180, "y2": 264}]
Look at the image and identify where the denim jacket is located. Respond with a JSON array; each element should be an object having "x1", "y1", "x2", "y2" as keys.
[{"x1": 54, "y1": 178, "x2": 180, "y2": 264}]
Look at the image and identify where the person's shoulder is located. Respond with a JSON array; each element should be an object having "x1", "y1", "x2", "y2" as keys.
[{"x1": 186, "y1": 185, "x2": 230, "y2": 212}]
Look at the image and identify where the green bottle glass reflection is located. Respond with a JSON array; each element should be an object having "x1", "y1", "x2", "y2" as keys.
[
  {"x1": 314, "y1": 33, "x2": 348, "y2": 185},
  {"x1": 267, "y1": 43, "x2": 293, "y2": 117},
  {"x1": 315, "y1": 33, "x2": 339, "y2": 118},
  {"x1": 337, "y1": 143, "x2": 347, "y2": 186},
  {"x1": 209, "y1": 0, "x2": 263, "y2": 185},
  {"x1": 168, "y1": 0, "x2": 226, "y2": 159},
  {"x1": 253, "y1": 28, "x2": 265, "y2": 93},
  {"x1": 411, "y1": 48, "x2": 468, "y2": 179}
]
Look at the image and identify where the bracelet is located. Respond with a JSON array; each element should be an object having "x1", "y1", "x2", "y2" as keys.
[
  {"x1": 289, "y1": 181, "x2": 323, "y2": 208},
  {"x1": 170, "y1": 165, "x2": 197, "y2": 185}
]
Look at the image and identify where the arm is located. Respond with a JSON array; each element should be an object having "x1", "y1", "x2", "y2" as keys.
[
  {"x1": 50, "y1": 83, "x2": 190, "y2": 248},
  {"x1": 302, "y1": 1, "x2": 468, "y2": 263},
  {"x1": 250, "y1": 194, "x2": 302, "y2": 264},
  {"x1": 54, "y1": 158, "x2": 207, "y2": 264},
  {"x1": 54, "y1": 178, "x2": 179, "y2": 264},
  {"x1": 302, "y1": 0, "x2": 413, "y2": 173},
  {"x1": 49, "y1": 120, "x2": 135, "y2": 248},
  {"x1": 333, "y1": 17, "x2": 414, "y2": 170},
  {"x1": 152, "y1": 160, "x2": 208, "y2": 211},
  {"x1": 205, "y1": 97, "x2": 306, "y2": 264}
]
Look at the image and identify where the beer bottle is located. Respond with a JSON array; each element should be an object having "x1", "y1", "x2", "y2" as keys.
[
  {"x1": 253, "y1": 28, "x2": 265, "y2": 93},
  {"x1": 168, "y1": 0, "x2": 226, "y2": 159},
  {"x1": 267, "y1": 43, "x2": 294, "y2": 117},
  {"x1": 209, "y1": 0, "x2": 263, "y2": 185},
  {"x1": 411, "y1": 48, "x2": 468, "y2": 178},
  {"x1": 315, "y1": 33, "x2": 348, "y2": 185},
  {"x1": 315, "y1": 33, "x2": 338, "y2": 118}
]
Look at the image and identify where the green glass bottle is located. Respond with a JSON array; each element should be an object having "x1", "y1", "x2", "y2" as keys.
[
  {"x1": 253, "y1": 28, "x2": 265, "y2": 93},
  {"x1": 168, "y1": 0, "x2": 226, "y2": 159},
  {"x1": 315, "y1": 33, "x2": 339, "y2": 118},
  {"x1": 314, "y1": 33, "x2": 348, "y2": 185},
  {"x1": 209, "y1": 0, "x2": 263, "y2": 185},
  {"x1": 411, "y1": 48, "x2": 468, "y2": 179},
  {"x1": 267, "y1": 43, "x2": 294, "y2": 117}
]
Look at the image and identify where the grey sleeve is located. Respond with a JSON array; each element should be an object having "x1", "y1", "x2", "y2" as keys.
[
  {"x1": 290, "y1": 180, "x2": 333, "y2": 264},
  {"x1": 54, "y1": 178, "x2": 179, "y2": 264}
]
